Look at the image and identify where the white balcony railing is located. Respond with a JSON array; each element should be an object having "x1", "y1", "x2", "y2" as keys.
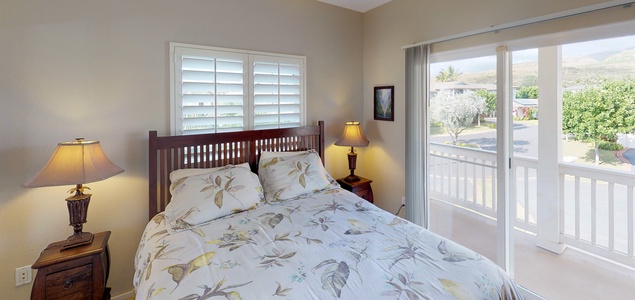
[{"x1": 429, "y1": 142, "x2": 635, "y2": 268}]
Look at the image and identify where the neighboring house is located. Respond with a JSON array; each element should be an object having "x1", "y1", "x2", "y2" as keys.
[
  {"x1": 432, "y1": 82, "x2": 538, "y2": 119},
  {"x1": 430, "y1": 81, "x2": 496, "y2": 97},
  {"x1": 513, "y1": 98, "x2": 538, "y2": 119}
]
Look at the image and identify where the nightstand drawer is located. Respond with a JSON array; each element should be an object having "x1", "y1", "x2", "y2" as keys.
[{"x1": 45, "y1": 264, "x2": 93, "y2": 299}]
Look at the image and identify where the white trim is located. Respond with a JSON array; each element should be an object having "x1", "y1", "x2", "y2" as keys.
[
  {"x1": 429, "y1": 18, "x2": 635, "y2": 64},
  {"x1": 169, "y1": 43, "x2": 306, "y2": 135},
  {"x1": 495, "y1": 46, "x2": 514, "y2": 274},
  {"x1": 170, "y1": 43, "x2": 305, "y2": 61},
  {"x1": 402, "y1": 0, "x2": 634, "y2": 49}
]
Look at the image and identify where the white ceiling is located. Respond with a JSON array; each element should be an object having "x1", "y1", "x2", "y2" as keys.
[{"x1": 317, "y1": 0, "x2": 392, "y2": 13}]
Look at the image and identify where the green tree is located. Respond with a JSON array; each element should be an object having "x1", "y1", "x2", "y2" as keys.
[
  {"x1": 430, "y1": 90, "x2": 486, "y2": 144},
  {"x1": 475, "y1": 89, "x2": 496, "y2": 116},
  {"x1": 562, "y1": 80, "x2": 635, "y2": 164},
  {"x1": 516, "y1": 86, "x2": 538, "y2": 99},
  {"x1": 435, "y1": 65, "x2": 462, "y2": 82}
]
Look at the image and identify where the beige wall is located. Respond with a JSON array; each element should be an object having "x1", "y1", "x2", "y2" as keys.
[
  {"x1": 361, "y1": 0, "x2": 635, "y2": 215},
  {"x1": 0, "y1": 0, "x2": 362, "y2": 298}
]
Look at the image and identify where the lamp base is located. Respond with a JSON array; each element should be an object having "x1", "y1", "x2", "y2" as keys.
[
  {"x1": 344, "y1": 149, "x2": 361, "y2": 183},
  {"x1": 343, "y1": 174, "x2": 361, "y2": 182},
  {"x1": 62, "y1": 232, "x2": 94, "y2": 250},
  {"x1": 62, "y1": 185, "x2": 93, "y2": 250}
]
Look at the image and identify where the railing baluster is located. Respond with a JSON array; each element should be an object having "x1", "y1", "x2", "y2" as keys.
[
  {"x1": 575, "y1": 176, "x2": 580, "y2": 240},
  {"x1": 442, "y1": 154, "x2": 447, "y2": 195},
  {"x1": 463, "y1": 157, "x2": 469, "y2": 201},
  {"x1": 524, "y1": 166, "x2": 529, "y2": 222},
  {"x1": 428, "y1": 155, "x2": 437, "y2": 191},
  {"x1": 492, "y1": 163, "x2": 497, "y2": 212},
  {"x1": 472, "y1": 157, "x2": 477, "y2": 204},
  {"x1": 481, "y1": 160, "x2": 486, "y2": 208},
  {"x1": 455, "y1": 155, "x2": 459, "y2": 200},
  {"x1": 591, "y1": 179, "x2": 597, "y2": 246},
  {"x1": 628, "y1": 185, "x2": 634, "y2": 258},
  {"x1": 559, "y1": 173, "x2": 565, "y2": 236},
  {"x1": 450, "y1": 155, "x2": 454, "y2": 195},
  {"x1": 609, "y1": 182, "x2": 615, "y2": 251}
]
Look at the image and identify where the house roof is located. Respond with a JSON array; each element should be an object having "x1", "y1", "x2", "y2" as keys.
[
  {"x1": 431, "y1": 81, "x2": 497, "y2": 92},
  {"x1": 514, "y1": 98, "x2": 538, "y2": 107}
]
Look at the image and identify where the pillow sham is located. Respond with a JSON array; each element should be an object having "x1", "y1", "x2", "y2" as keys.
[
  {"x1": 260, "y1": 150, "x2": 309, "y2": 160},
  {"x1": 169, "y1": 162, "x2": 251, "y2": 183},
  {"x1": 165, "y1": 164, "x2": 264, "y2": 233},
  {"x1": 258, "y1": 150, "x2": 338, "y2": 203}
]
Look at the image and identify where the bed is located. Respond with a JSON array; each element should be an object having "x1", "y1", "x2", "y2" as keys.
[{"x1": 134, "y1": 121, "x2": 523, "y2": 299}]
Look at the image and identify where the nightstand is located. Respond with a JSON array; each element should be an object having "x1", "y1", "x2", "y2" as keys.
[
  {"x1": 337, "y1": 176, "x2": 373, "y2": 203},
  {"x1": 31, "y1": 231, "x2": 111, "y2": 300}
]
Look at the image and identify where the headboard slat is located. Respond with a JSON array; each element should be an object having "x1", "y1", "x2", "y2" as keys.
[{"x1": 148, "y1": 121, "x2": 325, "y2": 220}]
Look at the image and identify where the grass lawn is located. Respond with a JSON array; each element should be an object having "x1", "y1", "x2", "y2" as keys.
[{"x1": 562, "y1": 139, "x2": 630, "y2": 170}]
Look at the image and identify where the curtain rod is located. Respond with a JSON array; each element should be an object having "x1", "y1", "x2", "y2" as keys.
[{"x1": 402, "y1": 0, "x2": 634, "y2": 49}]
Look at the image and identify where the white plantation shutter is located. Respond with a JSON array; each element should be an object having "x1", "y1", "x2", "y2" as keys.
[
  {"x1": 171, "y1": 44, "x2": 305, "y2": 135},
  {"x1": 252, "y1": 56, "x2": 303, "y2": 130}
]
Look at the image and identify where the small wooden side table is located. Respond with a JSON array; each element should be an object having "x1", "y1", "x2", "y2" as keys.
[
  {"x1": 31, "y1": 231, "x2": 111, "y2": 300},
  {"x1": 337, "y1": 176, "x2": 373, "y2": 203}
]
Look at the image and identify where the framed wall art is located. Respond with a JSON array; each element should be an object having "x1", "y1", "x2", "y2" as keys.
[{"x1": 374, "y1": 85, "x2": 394, "y2": 121}]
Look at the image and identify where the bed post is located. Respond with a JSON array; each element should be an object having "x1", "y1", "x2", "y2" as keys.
[
  {"x1": 149, "y1": 131, "x2": 158, "y2": 220},
  {"x1": 248, "y1": 140, "x2": 258, "y2": 174},
  {"x1": 317, "y1": 120, "x2": 325, "y2": 165}
]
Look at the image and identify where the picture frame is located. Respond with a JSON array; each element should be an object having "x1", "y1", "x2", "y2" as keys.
[{"x1": 374, "y1": 85, "x2": 394, "y2": 121}]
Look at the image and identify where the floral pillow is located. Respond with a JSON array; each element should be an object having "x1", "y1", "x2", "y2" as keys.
[
  {"x1": 169, "y1": 162, "x2": 251, "y2": 182},
  {"x1": 260, "y1": 150, "x2": 309, "y2": 160},
  {"x1": 258, "y1": 150, "x2": 338, "y2": 203},
  {"x1": 164, "y1": 164, "x2": 264, "y2": 233}
]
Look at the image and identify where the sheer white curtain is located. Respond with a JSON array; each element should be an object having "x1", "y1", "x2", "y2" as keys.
[{"x1": 404, "y1": 45, "x2": 430, "y2": 228}]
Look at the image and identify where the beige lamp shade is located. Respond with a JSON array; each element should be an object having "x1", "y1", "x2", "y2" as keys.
[
  {"x1": 23, "y1": 138, "x2": 124, "y2": 188},
  {"x1": 334, "y1": 121, "x2": 370, "y2": 147}
]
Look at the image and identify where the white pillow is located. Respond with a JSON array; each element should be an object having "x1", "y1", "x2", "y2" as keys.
[
  {"x1": 165, "y1": 165, "x2": 264, "y2": 233},
  {"x1": 170, "y1": 162, "x2": 251, "y2": 183},
  {"x1": 258, "y1": 150, "x2": 338, "y2": 203},
  {"x1": 260, "y1": 150, "x2": 309, "y2": 160}
]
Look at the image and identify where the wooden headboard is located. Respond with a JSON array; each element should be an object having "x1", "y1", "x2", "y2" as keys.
[{"x1": 148, "y1": 121, "x2": 324, "y2": 220}]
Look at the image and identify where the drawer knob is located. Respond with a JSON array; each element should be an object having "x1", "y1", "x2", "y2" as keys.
[{"x1": 63, "y1": 280, "x2": 73, "y2": 289}]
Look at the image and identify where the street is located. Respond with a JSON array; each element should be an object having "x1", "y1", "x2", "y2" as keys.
[{"x1": 431, "y1": 121, "x2": 539, "y2": 157}]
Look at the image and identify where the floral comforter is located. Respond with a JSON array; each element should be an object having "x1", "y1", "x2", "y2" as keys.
[{"x1": 134, "y1": 189, "x2": 523, "y2": 299}]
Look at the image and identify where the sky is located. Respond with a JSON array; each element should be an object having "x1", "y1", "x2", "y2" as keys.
[{"x1": 430, "y1": 35, "x2": 635, "y2": 76}]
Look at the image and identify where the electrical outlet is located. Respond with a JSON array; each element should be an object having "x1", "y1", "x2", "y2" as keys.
[
  {"x1": 15, "y1": 265, "x2": 32, "y2": 286},
  {"x1": 401, "y1": 196, "x2": 405, "y2": 205}
]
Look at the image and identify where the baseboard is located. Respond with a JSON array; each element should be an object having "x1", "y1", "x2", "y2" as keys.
[
  {"x1": 535, "y1": 237, "x2": 567, "y2": 254},
  {"x1": 519, "y1": 285, "x2": 546, "y2": 300},
  {"x1": 111, "y1": 290, "x2": 135, "y2": 300}
]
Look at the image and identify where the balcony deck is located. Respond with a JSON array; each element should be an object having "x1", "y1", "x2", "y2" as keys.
[{"x1": 430, "y1": 200, "x2": 635, "y2": 299}]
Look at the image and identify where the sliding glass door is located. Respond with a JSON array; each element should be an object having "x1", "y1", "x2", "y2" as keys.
[
  {"x1": 426, "y1": 32, "x2": 635, "y2": 298},
  {"x1": 428, "y1": 53, "x2": 505, "y2": 266}
]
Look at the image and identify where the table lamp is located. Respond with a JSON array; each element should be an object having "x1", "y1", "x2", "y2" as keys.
[
  {"x1": 335, "y1": 121, "x2": 370, "y2": 182},
  {"x1": 23, "y1": 138, "x2": 124, "y2": 250}
]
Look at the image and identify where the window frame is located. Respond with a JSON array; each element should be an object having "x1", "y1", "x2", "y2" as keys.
[{"x1": 170, "y1": 42, "x2": 306, "y2": 135}]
